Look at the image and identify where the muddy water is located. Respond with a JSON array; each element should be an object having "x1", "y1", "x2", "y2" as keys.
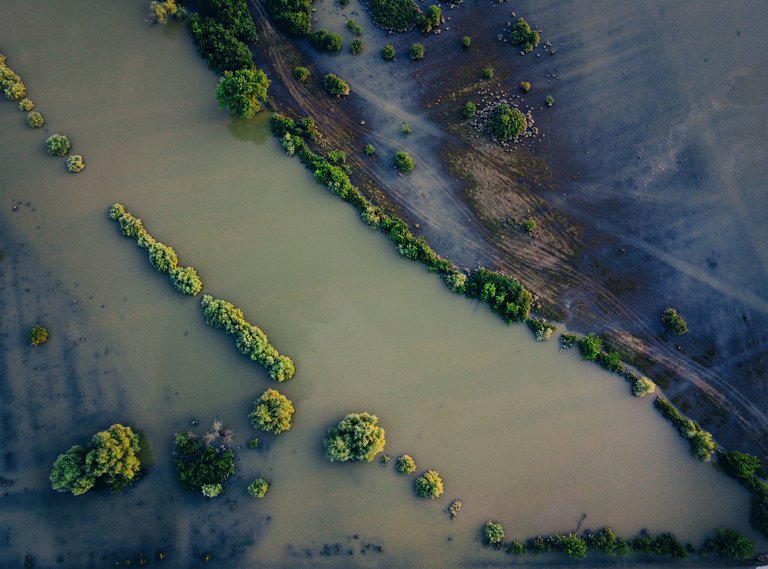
[{"x1": 0, "y1": 1, "x2": 763, "y2": 567}]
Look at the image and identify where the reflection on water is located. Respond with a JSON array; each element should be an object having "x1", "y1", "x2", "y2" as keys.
[{"x1": 0, "y1": 1, "x2": 764, "y2": 568}]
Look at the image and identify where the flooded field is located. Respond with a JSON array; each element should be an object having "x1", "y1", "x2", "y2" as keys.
[{"x1": 0, "y1": 1, "x2": 765, "y2": 567}]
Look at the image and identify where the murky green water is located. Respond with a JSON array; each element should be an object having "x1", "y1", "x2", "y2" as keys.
[{"x1": 0, "y1": 1, "x2": 763, "y2": 567}]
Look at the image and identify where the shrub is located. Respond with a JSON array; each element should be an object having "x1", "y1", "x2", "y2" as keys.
[
  {"x1": 310, "y1": 30, "x2": 343, "y2": 52},
  {"x1": 583, "y1": 527, "x2": 622, "y2": 555},
  {"x1": 545, "y1": 94, "x2": 555, "y2": 107},
  {"x1": 631, "y1": 529, "x2": 688, "y2": 558},
  {"x1": 323, "y1": 73, "x2": 350, "y2": 97},
  {"x1": 554, "y1": 534, "x2": 587, "y2": 559},
  {"x1": 443, "y1": 269, "x2": 467, "y2": 293},
  {"x1": 527, "y1": 318, "x2": 555, "y2": 341},
  {"x1": 417, "y1": 5, "x2": 441, "y2": 33},
  {"x1": 18, "y1": 98, "x2": 33, "y2": 111},
  {"x1": 448, "y1": 499, "x2": 463, "y2": 519},
  {"x1": 173, "y1": 431, "x2": 235, "y2": 493},
  {"x1": 46, "y1": 134, "x2": 71, "y2": 157},
  {"x1": 263, "y1": 0, "x2": 312, "y2": 35},
  {"x1": 347, "y1": 19, "x2": 363, "y2": 35},
  {"x1": 703, "y1": 528, "x2": 754, "y2": 560},
  {"x1": 324, "y1": 413, "x2": 386, "y2": 462},
  {"x1": 523, "y1": 218, "x2": 536, "y2": 234},
  {"x1": 66, "y1": 155, "x2": 85, "y2": 173},
  {"x1": 0, "y1": 58, "x2": 26, "y2": 101},
  {"x1": 394, "y1": 151, "x2": 414, "y2": 172},
  {"x1": 201, "y1": 295, "x2": 295, "y2": 381},
  {"x1": 401, "y1": 121, "x2": 412, "y2": 135},
  {"x1": 690, "y1": 430, "x2": 716, "y2": 461},
  {"x1": 147, "y1": 0, "x2": 187, "y2": 25},
  {"x1": 249, "y1": 388, "x2": 295, "y2": 435},
  {"x1": 482, "y1": 65, "x2": 494, "y2": 80},
  {"x1": 29, "y1": 325, "x2": 49, "y2": 346},
  {"x1": 247, "y1": 437, "x2": 261, "y2": 449},
  {"x1": 485, "y1": 104, "x2": 526, "y2": 141},
  {"x1": 50, "y1": 424, "x2": 141, "y2": 495},
  {"x1": 382, "y1": 44, "x2": 396, "y2": 60},
  {"x1": 520, "y1": 81, "x2": 531, "y2": 92},
  {"x1": 216, "y1": 66, "x2": 270, "y2": 118},
  {"x1": 364, "y1": 143, "x2": 375, "y2": 156},
  {"x1": 463, "y1": 101, "x2": 476, "y2": 118},
  {"x1": 559, "y1": 333, "x2": 578, "y2": 349},
  {"x1": 188, "y1": 15, "x2": 253, "y2": 74},
  {"x1": 247, "y1": 477, "x2": 270, "y2": 497},
  {"x1": 409, "y1": 43, "x2": 425, "y2": 61},
  {"x1": 395, "y1": 454, "x2": 416, "y2": 474},
  {"x1": 506, "y1": 541, "x2": 525, "y2": 554},
  {"x1": 197, "y1": 0, "x2": 257, "y2": 42},
  {"x1": 369, "y1": 0, "x2": 420, "y2": 32},
  {"x1": 415, "y1": 470, "x2": 443, "y2": 498},
  {"x1": 293, "y1": 66, "x2": 310, "y2": 82},
  {"x1": 201, "y1": 483, "x2": 223, "y2": 498},
  {"x1": 461, "y1": 35, "x2": 471, "y2": 48},
  {"x1": 170, "y1": 266, "x2": 203, "y2": 295},
  {"x1": 483, "y1": 521, "x2": 505, "y2": 546},
  {"x1": 464, "y1": 268, "x2": 532, "y2": 323},
  {"x1": 350, "y1": 38, "x2": 364, "y2": 54},
  {"x1": 661, "y1": 307, "x2": 688, "y2": 335},
  {"x1": 26, "y1": 111, "x2": 44, "y2": 128},
  {"x1": 718, "y1": 450, "x2": 761, "y2": 483},
  {"x1": 510, "y1": 17, "x2": 540, "y2": 53},
  {"x1": 631, "y1": 376, "x2": 656, "y2": 397},
  {"x1": 577, "y1": 333, "x2": 602, "y2": 361}
]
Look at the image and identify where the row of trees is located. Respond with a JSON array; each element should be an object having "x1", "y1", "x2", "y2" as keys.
[
  {"x1": 201, "y1": 294, "x2": 296, "y2": 381},
  {"x1": 653, "y1": 396, "x2": 716, "y2": 461},
  {"x1": 108, "y1": 203, "x2": 203, "y2": 295}
]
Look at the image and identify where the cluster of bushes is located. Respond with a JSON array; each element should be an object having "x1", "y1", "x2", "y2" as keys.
[
  {"x1": 573, "y1": 332, "x2": 656, "y2": 397},
  {"x1": 416, "y1": 5, "x2": 442, "y2": 34},
  {"x1": 484, "y1": 523, "x2": 754, "y2": 562},
  {"x1": 661, "y1": 307, "x2": 688, "y2": 335},
  {"x1": 29, "y1": 325, "x2": 49, "y2": 346},
  {"x1": 347, "y1": 18, "x2": 363, "y2": 35},
  {"x1": 173, "y1": 428, "x2": 235, "y2": 497},
  {"x1": 200, "y1": 294, "x2": 296, "y2": 381},
  {"x1": 270, "y1": 113, "x2": 533, "y2": 327},
  {"x1": 249, "y1": 388, "x2": 295, "y2": 434},
  {"x1": 108, "y1": 203, "x2": 203, "y2": 296},
  {"x1": 485, "y1": 103, "x2": 527, "y2": 141},
  {"x1": 653, "y1": 397, "x2": 716, "y2": 461},
  {"x1": 310, "y1": 30, "x2": 342, "y2": 52},
  {"x1": 368, "y1": 0, "x2": 421, "y2": 32},
  {"x1": 146, "y1": 0, "x2": 187, "y2": 25},
  {"x1": 323, "y1": 412, "x2": 386, "y2": 462},
  {"x1": 526, "y1": 317, "x2": 555, "y2": 341},
  {"x1": 510, "y1": 17, "x2": 540, "y2": 53},
  {"x1": 263, "y1": 0, "x2": 312, "y2": 36},
  {"x1": 717, "y1": 450, "x2": 768, "y2": 539},
  {"x1": 1, "y1": 52, "x2": 26, "y2": 101},
  {"x1": 50, "y1": 424, "x2": 141, "y2": 496}
]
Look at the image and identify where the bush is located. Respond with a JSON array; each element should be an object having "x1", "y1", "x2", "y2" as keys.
[
  {"x1": 347, "y1": 18, "x2": 363, "y2": 35},
  {"x1": 523, "y1": 218, "x2": 536, "y2": 234},
  {"x1": 395, "y1": 454, "x2": 416, "y2": 474},
  {"x1": 409, "y1": 43, "x2": 425, "y2": 61},
  {"x1": 415, "y1": 470, "x2": 443, "y2": 498},
  {"x1": 249, "y1": 388, "x2": 295, "y2": 435},
  {"x1": 461, "y1": 35, "x2": 471, "y2": 48},
  {"x1": 703, "y1": 528, "x2": 754, "y2": 560},
  {"x1": 485, "y1": 104, "x2": 526, "y2": 141},
  {"x1": 482, "y1": 65, "x2": 494, "y2": 80},
  {"x1": 247, "y1": 437, "x2": 261, "y2": 449},
  {"x1": 583, "y1": 527, "x2": 624, "y2": 555},
  {"x1": 18, "y1": 98, "x2": 33, "y2": 111},
  {"x1": 464, "y1": 268, "x2": 532, "y2": 323},
  {"x1": 506, "y1": 541, "x2": 525, "y2": 554},
  {"x1": 510, "y1": 17, "x2": 540, "y2": 53},
  {"x1": 661, "y1": 307, "x2": 688, "y2": 335},
  {"x1": 545, "y1": 95, "x2": 555, "y2": 107},
  {"x1": 417, "y1": 5, "x2": 442, "y2": 34},
  {"x1": 598, "y1": 350, "x2": 624, "y2": 373},
  {"x1": 527, "y1": 318, "x2": 555, "y2": 341},
  {"x1": 29, "y1": 325, "x2": 49, "y2": 346},
  {"x1": 46, "y1": 134, "x2": 71, "y2": 157},
  {"x1": 690, "y1": 430, "x2": 716, "y2": 461},
  {"x1": 364, "y1": 143, "x2": 375, "y2": 156},
  {"x1": 197, "y1": 0, "x2": 257, "y2": 43},
  {"x1": 559, "y1": 333, "x2": 578, "y2": 349},
  {"x1": 520, "y1": 81, "x2": 531, "y2": 92},
  {"x1": 310, "y1": 30, "x2": 342, "y2": 52},
  {"x1": 394, "y1": 151, "x2": 414, "y2": 172},
  {"x1": 26, "y1": 111, "x2": 44, "y2": 128},
  {"x1": 201, "y1": 295, "x2": 295, "y2": 381},
  {"x1": 448, "y1": 499, "x2": 463, "y2": 519},
  {"x1": 369, "y1": 0, "x2": 420, "y2": 32},
  {"x1": 66, "y1": 155, "x2": 85, "y2": 173},
  {"x1": 631, "y1": 529, "x2": 688, "y2": 558},
  {"x1": 247, "y1": 477, "x2": 270, "y2": 497},
  {"x1": 323, "y1": 73, "x2": 350, "y2": 97},
  {"x1": 381, "y1": 44, "x2": 396, "y2": 60},
  {"x1": 324, "y1": 413, "x2": 386, "y2": 462},
  {"x1": 173, "y1": 431, "x2": 235, "y2": 493},
  {"x1": 554, "y1": 534, "x2": 587, "y2": 559},
  {"x1": 188, "y1": 14, "x2": 253, "y2": 74},
  {"x1": 483, "y1": 521, "x2": 505, "y2": 546},
  {"x1": 577, "y1": 333, "x2": 602, "y2": 361},
  {"x1": 718, "y1": 450, "x2": 761, "y2": 483},
  {"x1": 216, "y1": 66, "x2": 270, "y2": 118},
  {"x1": 443, "y1": 269, "x2": 467, "y2": 293},
  {"x1": 201, "y1": 483, "x2": 223, "y2": 498},
  {"x1": 401, "y1": 121, "x2": 412, "y2": 135},
  {"x1": 147, "y1": 0, "x2": 187, "y2": 25},
  {"x1": 50, "y1": 424, "x2": 141, "y2": 495},
  {"x1": 263, "y1": 0, "x2": 312, "y2": 35},
  {"x1": 463, "y1": 101, "x2": 476, "y2": 118},
  {"x1": 350, "y1": 38, "x2": 364, "y2": 55},
  {"x1": 1, "y1": 56, "x2": 27, "y2": 101},
  {"x1": 631, "y1": 376, "x2": 656, "y2": 397},
  {"x1": 653, "y1": 397, "x2": 716, "y2": 461},
  {"x1": 293, "y1": 66, "x2": 310, "y2": 82}
]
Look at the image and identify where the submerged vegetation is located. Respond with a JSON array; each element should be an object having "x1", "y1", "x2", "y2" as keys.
[
  {"x1": 29, "y1": 325, "x2": 49, "y2": 346},
  {"x1": 526, "y1": 317, "x2": 555, "y2": 341},
  {"x1": 66, "y1": 154, "x2": 85, "y2": 173},
  {"x1": 484, "y1": 521, "x2": 505, "y2": 546},
  {"x1": 50, "y1": 424, "x2": 141, "y2": 496},
  {"x1": 415, "y1": 470, "x2": 443, "y2": 499},
  {"x1": 323, "y1": 413, "x2": 386, "y2": 462},
  {"x1": 173, "y1": 424, "x2": 236, "y2": 496},
  {"x1": 247, "y1": 477, "x2": 270, "y2": 498},
  {"x1": 201, "y1": 294, "x2": 296, "y2": 381},
  {"x1": 395, "y1": 454, "x2": 416, "y2": 475},
  {"x1": 108, "y1": 203, "x2": 203, "y2": 295},
  {"x1": 249, "y1": 388, "x2": 295, "y2": 435},
  {"x1": 46, "y1": 134, "x2": 71, "y2": 156}
]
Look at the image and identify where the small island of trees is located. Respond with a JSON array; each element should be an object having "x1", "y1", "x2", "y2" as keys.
[
  {"x1": 173, "y1": 419, "x2": 236, "y2": 497},
  {"x1": 323, "y1": 412, "x2": 386, "y2": 462}
]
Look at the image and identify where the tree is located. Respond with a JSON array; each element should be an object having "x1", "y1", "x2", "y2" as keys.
[
  {"x1": 201, "y1": 483, "x2": 223, "y2": 498},
  {"x1": 29, "y1": 325, "x2": 49, "y2": 346},
  {"x1": 247, "y1": 477, "x2": 270, "y2": 497},
  {"x1": 323, "y1": 73, "x2": 350, "y2": 97},
  {"x1": 704, "y1": 528, "x2": 754, "y2": 560},
  {"x1": 415, "y1": 470, "x2": 443, "y2": 498},
  {"x1": 84, "y1": 424, "x2": 141, "y2": 491},
  {"x1": 394, "y1": 151, "x2": 414, "y2": 172},
  {"x1": 484, "y1": 521, "x2": 505, "y2": 546},
  {"x1": 382, "y1": 44, "x2": 395, "y2": 61},
  {"x1": 369, "y1": 0, "x2": 420, "y2": 32},
  {"x1": 188, "y1": 15, "x2": 253, "y2": 74},
  {"x1": 632, "y1": 376, "x2": 656, "y2": 397},
  {"x1": 26, "y1": 111, "x2": 44, "y2": 128},
  {"x1": 510, "y1": 17, "x2": 540, "y2": 53},
  {"x1": 50, "y1": 446, "x2": 95, "y2": 496},
  {"x1": 485, "y1": 104, "x2": 526, "y2": 141},
  {"x1": 216, "y1": 66, "x2": 270, "y2": 118},
  {"x1": 293, "y1": 66, "x2": 310, "y2": 82},
  {"x1": 364, "y1": 144, "x2": 375, "y2": 156},
  {"x1": 461, "y1": 35, "x2": 471, "y2": 48},
  {"x1": 46, "y1": 134, "x2": 71, "y2": 156},
  {"x1": 170, "y1": 266, "x2": 203, "y2": 295},
  {"x1": 350, "y1": 39, "x2": 364, "y2": 55},
  {"x1": 249, "y1": 388, "x2": 295, "y2": 435},
  {"x1": 173, "y1": 432, "x2": 236, "y2": 493},
  {"x1": 555, "y1": 534, "x2": 588, "y2": 559},
  {"x1": 310, "y1": 30, "x2": 342, "y2": 52},
  {"x1": 718, "y1": 450, "x2": 761, "y2": 482},
  {"x1": 661, "y1": 307, "x2": 688, "y2": 335},
  {"x1": 66, "y1": 155, "x2": 85, "y2": 173},
  {"x1": 395, "y1": 454, "x2": 416, "y2": 474},
  {"x1": 323, "y1": 412, "x2": 386, "y2": 462},
  {"x1": 577, "y1": 333, "x2": 602, "y2": 361},
  {"x1": 409, "y1": 43, "x2": 425, "y2": 61}
]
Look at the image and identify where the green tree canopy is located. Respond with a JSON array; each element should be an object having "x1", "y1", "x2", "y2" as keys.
[
  {"x1": 216, "y1": 66, "x2": 270, "y2": 118},
  {"x1": 323, "y1": 73, "x2": 350, "y2": 97},
  {"x1": 510, "y1": 17, "x2": 540, "y2": 52},
  {"x1": 323, "y1": 412, "x2": 386, "y2": 462},
  {"x1": 485, "y1": 103, "x2": 526, "y2": 141},
  {"x1": 249, "y1": 388, "x2": 295, "y2": 435},
  {"x1": 415, "y1": 469, "x2": 443, "y2": 498},
  {"x1": 50, "y1": 446, "x2": 95, "y2": 496},
  {"x1": 484, "y1": 521, "x2": 505, "y2": 546}
]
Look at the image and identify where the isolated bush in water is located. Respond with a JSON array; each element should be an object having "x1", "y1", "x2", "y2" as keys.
[
  {"x1": 415, "y1": 470, "x2": 443, "y2": 498},
  {"x1": 483, "y1": 521, "x2": 505, "y2": 546},
  {"x1": 323, "y1": 73, "x2": 350, "y2": 97},
  {"x1": 526, "y1": 317, "x2": 555, "y2": 341},
  {"x1": 510, "y1": 17, "x2": 539, "y2": 53},
  {"x1": 29, "y1": 325, "x2": 49, "y2": 346},
  {"x1": 249, "y1": 388, "x2": 295, "y2": 435},
  {"x1": 201, "y1": 483, "x2": 223, "y2": 498},
  {"x1": 485, "y1": 104, "x2": 526, "y2": 141},
  {"x1": 173, "y1": 432, "x2": 235, "y2": 494},
  {"x1": 147, "y1": 0, "x2": 187, "y2": 25},
  {"x1": 247, "y1": 477, "x2": 270, "y2": 497},
  {"x1": 395, "y1": 454, "x2": 416, "y2": 474},
  {"x1": 26, "y1": 111, "x2": 44, "y2": 128},
  {"x1": 216, "y1": 66, "x2": 270, "y2": 118},
  {"x1": 18, "y1": 97, "x2": 33, "y2": 111},
  {"x1": 323, "y1": 413, "x2": 386, "y2": 462},
  {"x1": 201, "y1": 295, "x2": 295, "y2": 381},
  {"x1": 66, "y1": 154, "x2": 85, "y2": 173},
  {"x1": 46, "y1": 134, "x2": 71, "y2": 156}
]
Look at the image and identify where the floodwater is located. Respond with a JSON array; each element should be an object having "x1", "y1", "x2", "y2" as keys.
[{"x1": 0, "y1": 1, "x2": 764, "y2": 567}]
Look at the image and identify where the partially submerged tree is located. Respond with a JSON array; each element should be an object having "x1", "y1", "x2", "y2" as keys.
[
  {"x1": 215, "y1": 66, "x2": 270, "y2": 118},
  {"x1": 415, "y1": 470, "x2": 443, "y2": 498},
  {"x1": 323, "y1": 412, "x2": 386, "y2": 462},
  {"x1": 249, "y1": 388, "x2": 295, "y2": 435}
]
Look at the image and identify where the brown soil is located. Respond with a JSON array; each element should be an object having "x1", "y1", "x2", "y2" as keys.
[{"x1": 248, "y1": 1, "x2": 768, "y2": 461}]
